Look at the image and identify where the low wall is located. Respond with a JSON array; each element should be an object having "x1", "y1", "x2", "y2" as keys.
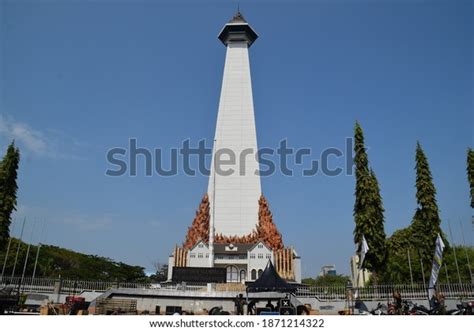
[
  {"x1": 91, "y1": 288, "x2": 469, "y2": 315},
  {"x1": 95, "y1": 288, "x2": 288, "y2": 314}
]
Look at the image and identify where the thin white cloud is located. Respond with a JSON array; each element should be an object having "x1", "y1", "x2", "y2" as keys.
[
  {"x1": 11, "y1": 205, "x2": 114, "y2": 238},
  {"x1": 0, "y1": 113, "x2": 82, "y2": 159},
  {"x1": 61, "y1": 214, "x2": 114, "y2": 231},
  {"x1": 0, "y1": 114, "x2": 48, "y2": 155},
  {"x1": 148, "y1": 220, "x2": 161, "y2": 228}
]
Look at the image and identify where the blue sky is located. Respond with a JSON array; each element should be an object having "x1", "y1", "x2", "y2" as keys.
[{"x1": 0, "y1": 0, "x2": 472, "y2": 277}]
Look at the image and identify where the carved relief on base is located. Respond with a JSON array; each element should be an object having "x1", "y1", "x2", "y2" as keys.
[
  {"x1": 255, "y1": 195, "x2": 284, "y2": 250},
  {"x1": 214, "y1": 231, "x2": 259, "y2": 245},
  {"x1": 183, "y1": 194, "x2": 210, "y2": 249},
  {"x1": 182, "y1": 193, "x2": 284, "y2": 251}
]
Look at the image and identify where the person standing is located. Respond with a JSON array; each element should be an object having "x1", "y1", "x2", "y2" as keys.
[
  {"x1": 234, "y1": 294, "x2": 246, "y2": 315},
  {"x1": 265, "y1": 300, "x2": 275, "y2": 311}
]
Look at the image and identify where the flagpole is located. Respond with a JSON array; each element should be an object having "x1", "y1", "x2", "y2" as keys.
[
  {"x1": 20, "y1": 219, "x2": 36, "y2": 292},
  {"x1": 32, "y1": 243, "x2": 41, "y2": 279},
  {"x1": 407, "y1": 248, "x2": 414, "y2": 287},
  {"x1": 419, "y1": 254, "x2": 426, "y2": 284},
  {"x1": 0, "y1": 237, "x2": 12, "y2": 281},
  {"x1": 1, "y1": 218, "x2": 16, "y2": 281},
  {"x1": 444, "y1": 262, "x2": 451, "y2": 294},
  {"x1": 459, "y1": 220, "x2": 473, "y2": 283},
  {"x1": 32, "y1": 220, "x2": 46, "y2": 281},
  {"x1": 448, "y1": 219, "x2": 462, "y2": 283},
  {"x1": 418, "y1": 250, "x2": 427, "y2": 294},
  {"x1": 11, "y1": 217, "x2": 26, "y2": 278}
]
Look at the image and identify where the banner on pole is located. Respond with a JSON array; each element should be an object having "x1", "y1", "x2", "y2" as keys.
[
  {"x1": 428, "y1": 233, "x2": 445, "y2": 299},
  {"x1": 355, "y1": 235, "x2": 369, "y2": 299},
  {"x1": 360, "y1": 235, "x2": 369, "y2": 269}
]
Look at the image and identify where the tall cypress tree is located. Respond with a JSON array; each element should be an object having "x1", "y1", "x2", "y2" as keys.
[
  {"x1": 366, "y1": 169, "x2": 387, "y2": 271},
  {"x1": 468, "y1": 148, "x2": 474, "y2": 208},
  {"x1": 353, "y1": 121, "x2": 371, "y2": 246},
  {"x1": 353, "y1": 122, "x2": 387, "y2": 273},
  {"x1": 410, "y1": 142, "x2": 442, "y2": 265},
  {"x1": 0, "y1": 142, "x2": 20, "y2": 250}
]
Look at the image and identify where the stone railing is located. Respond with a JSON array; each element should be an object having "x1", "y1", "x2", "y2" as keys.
[
  {"x1": 1, "y1": 276, "x2": 473, "y2": 302},
  {"x1": 296, "y1": 283, "x2": 474, "y2": 301}
]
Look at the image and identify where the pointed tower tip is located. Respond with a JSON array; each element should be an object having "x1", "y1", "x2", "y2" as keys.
[
  {"x1": 229, "y1": 9, "x2": 247, "y2": 23},
  {"x1": 218, "y1": 9, "x2": 258, "y2": 47}
]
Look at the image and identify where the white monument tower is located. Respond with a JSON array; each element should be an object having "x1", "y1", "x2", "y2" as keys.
[
  {"x1": 169, "y1": 12, "x2": 301, "y2": 284},
  {"x1": 208, "y1": 11, "x2": 261, "y2": 241}
]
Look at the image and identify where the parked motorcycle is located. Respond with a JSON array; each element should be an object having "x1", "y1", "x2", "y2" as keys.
[
  {"x1": 370, "y1": 302, "x2": 388, "y2": 315},
  {"x1": 449, "y1": 301, "x2": 474, "y2": 315}
]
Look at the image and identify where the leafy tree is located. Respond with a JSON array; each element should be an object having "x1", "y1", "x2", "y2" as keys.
[
  {"x1": 440, "y1": 245, "x2": 474, "y2": 284},
  {"x1": 0, "y1": 239, "x2": 147, "y2": 282},
  {"x1": 380, "y1": 243, "x2": 474, "y2": 284},
  {"x1": 386, "y1": 227, "x2": 413, "y2": 254},
  {"x1": 468, "y1": 148, "x2": 474, "y2": 208},
  {"x1": 365, "y1": 169, "x2": 387, "y2": 274},
  {"x1": 384, "y1": 143, "x2": 447, "y2": 283},
  {"x1": 410, "y1": 142, "x2": 443, "y2": 265},
  {"x1": 149, "y1": 263, "x2": 169, "y2": 283},
  {"x1": 0, "y1": 142, "x2": 20, "y2": 250},
  {"x1": 353, "y1": 122, "x2": 370, "y2": 247},
  {"x1": 301, "y1": 278, "x2": 315, "y2": 286},
  {"x1": 302, "y1": 274, "x2": 351, "y2": 287},
  {"x1": 353, "y1": 122, "x2": 387, "y2": 274}
]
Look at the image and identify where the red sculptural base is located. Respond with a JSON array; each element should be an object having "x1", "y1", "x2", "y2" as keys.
[{"x1": 183, "y1": 194, "x2": 284, "y2": 251}]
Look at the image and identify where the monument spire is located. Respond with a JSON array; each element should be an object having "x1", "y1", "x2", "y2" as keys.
[
  {"x1": 170, "y1": 12, "x2": 301, "y2": 284},
  {"x1": 208, "y1": 13, "x2": 260, "y2": 239}
]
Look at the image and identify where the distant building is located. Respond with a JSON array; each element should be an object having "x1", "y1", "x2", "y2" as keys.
[
  {"x1": 350, "y1": 255, "x2": 371, "y2": 287},
  {"x1": 319, "y1": 265, "x2": 337, "y2": 277}
]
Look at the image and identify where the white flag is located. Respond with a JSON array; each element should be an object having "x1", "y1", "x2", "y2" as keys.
[
  {"x1": 354, "y1": 235, "x2": 369, "y2": 298},
  {"x1": 428, "y1": 233, "x2": 445, "y2": 299},
  {"x1": 359, "y1": 235, "x2": 369, "y2": 270}
]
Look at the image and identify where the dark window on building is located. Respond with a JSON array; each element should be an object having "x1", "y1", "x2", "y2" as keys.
[
  {"x1": 226, "y1": 265, "x2": 239, "y2": 283},
  {"x1": 251, "y1": 269, "x2": 257, "y2": 280},
  {"x1": 240, "y1": 270, "x2": 246, "y2": 282}
]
